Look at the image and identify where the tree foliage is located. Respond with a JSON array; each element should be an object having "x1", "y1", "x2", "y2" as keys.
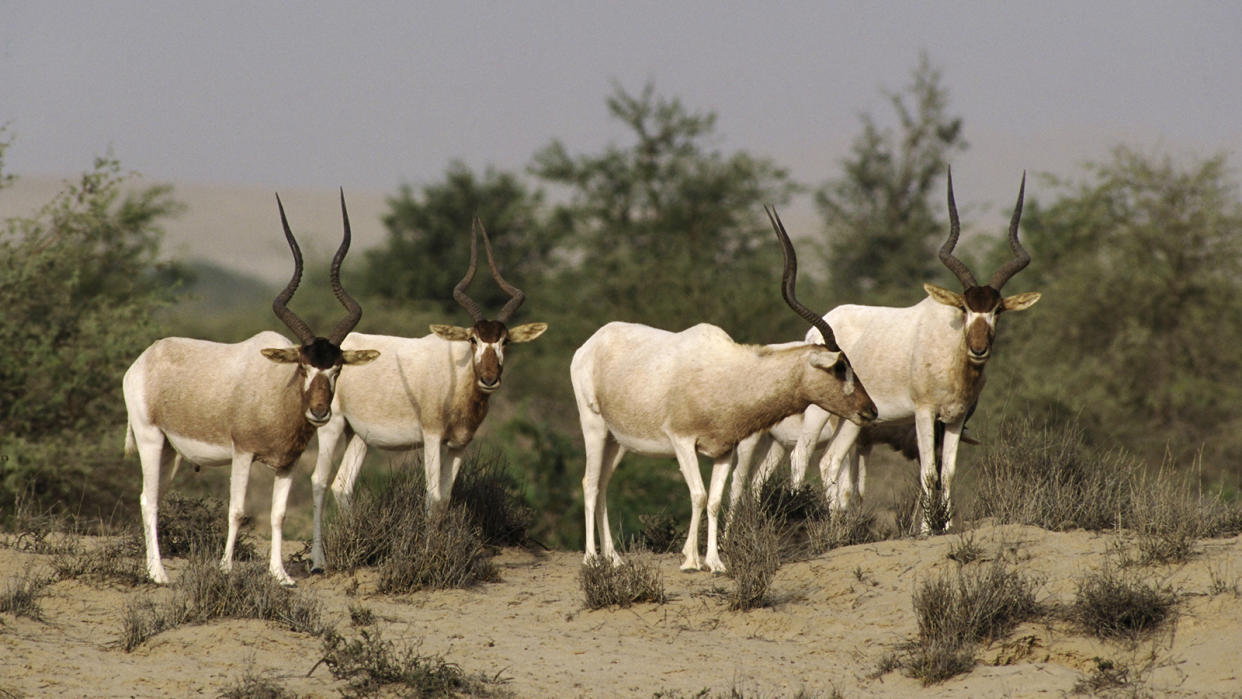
[
  {"x1": 359, "y1": 162, "x2": 555, "y2": 320},
  {"x1": 531, "y1": 82, "x2": 802, "y2": 342},
  {"x1": 816, "y1": 54, "x2": 967, "y2": 306},
  {"x1": 0, "y1": 142, "x2": 184, "y2": 515},
  {"x1": 982, "y1": 147, "x2": 1242, "y2": 468}
]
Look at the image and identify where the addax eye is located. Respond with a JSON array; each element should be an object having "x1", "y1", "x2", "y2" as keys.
[{"x1": 468, "y1": 336, "x2": 478, "y2": 345}]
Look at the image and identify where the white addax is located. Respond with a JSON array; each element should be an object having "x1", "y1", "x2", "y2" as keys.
[
  {"x1": 755, "y1": 172, "x2": 1040, "y2": 532},
  {"x1": 309, "y1": 219, "x2": 545, "y2": 572},
  {"x1": 123, "y1": 192, "x2": 378, "y2": 585},
  {"x1": 572, "y1": 208, "x2": 877, "y2": 573}
]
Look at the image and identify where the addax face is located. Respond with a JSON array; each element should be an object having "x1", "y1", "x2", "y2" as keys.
[
  {"x1": 261, "y1": 339, "x2": 379, "y2": 425},
  {"x1": 924, "y1": 283, "x2": 1041, "y2": 367},
  {"x1": 431, "y1": 320, "x2": 548, "y2": 394}
]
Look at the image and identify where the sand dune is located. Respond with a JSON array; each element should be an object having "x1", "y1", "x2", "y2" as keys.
[{"x1": 2, "y1": 524, "x2": 1240, "y2": 697}]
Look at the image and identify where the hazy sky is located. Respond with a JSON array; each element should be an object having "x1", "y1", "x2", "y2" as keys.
[{"x1": 3, "y1": 1, "x2": 1240, "y2": 221}]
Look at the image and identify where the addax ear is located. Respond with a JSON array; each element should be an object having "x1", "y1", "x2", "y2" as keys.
[
  {"x1": 261, "y1": 347, "x2": 301, "y2": 363},
  {"x1": 342, "y1": 349, "x2": 380, "y2": 365},
  {"x1": 924, "y1": 283, "x2": 965, "y2": 308},
  {"x1": 1001, "y1": 291, "x2": 1041, "y2": 313},
  {"x1": 508, "y1": 322, "x2": 548, "y2": 343},
  {"x1": 430, "y1": 324, "x2": 472, "y2": 342},
  {"x1": 807, "y1": 347, "x2": 843, "y2": 370}
]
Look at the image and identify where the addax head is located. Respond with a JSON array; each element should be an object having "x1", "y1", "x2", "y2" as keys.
[
  {"x1": 766, "y1": 206, "x2": 877, "y2": 424},
  {"x1": 925, "y1": 169, "x2": 1041, "y2": 366},
  {"x1": 261, "y1": 190, "x2": 379, "y2": 426},
  {"x1": 430, "y1": 218, "x2": 547, "y2": 394}
]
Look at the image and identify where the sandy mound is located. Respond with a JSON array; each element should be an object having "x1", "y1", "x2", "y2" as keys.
[{"x1": 2, "y1": 524, "x2": 1240, "y2": 697}]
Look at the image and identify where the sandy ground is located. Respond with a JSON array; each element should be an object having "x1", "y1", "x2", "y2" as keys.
[{"x1": 3, "y1": 523, "x2": 1241, "y2": 698}]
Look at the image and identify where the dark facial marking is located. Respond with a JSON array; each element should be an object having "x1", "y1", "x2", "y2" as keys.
[
  {"x1": 472, "y1": 320, "x2": 508, "y2": 344},
  {"x1": 962, "y1": 286, "x2": 1003, "y2": 313},
  {"x1": 301, "y1": 337, "x2": 344, "y2": 369}
]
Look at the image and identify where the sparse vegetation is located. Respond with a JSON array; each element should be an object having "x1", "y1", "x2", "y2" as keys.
[
  {"x1": 0, "y1": 572, "x2": 52, "y2": 621},
  {"x1": 579, "y1": 552, "x2": 667, "y2": 609},
  {"x1": 156, "y1": 493, "x2": 256, "y2": 561},
  {"x1": 121, "y1": 558, "x2": 324, "y2": 651},
  {"x1": 378, "y1": 505, "x2": 499, "y2": 594},
  {"x1": 218, "y1": 666, "x2": 301, "y2": 699},
  {"x1": 1068, "y1": 564, "x2": 1177, "y2": 641},
  {"x1": 315, "y1": 627, "x2": 511, "y2": 698},
  {"x1": 886, "y1": 558, "x2": 1042, "y2": 685},
  {"x1": 720, "y1": 491, "x2": 782, "y2": 611},
  {"x1": 49, "y1": 537, "x2": 146, "y2": 586}
]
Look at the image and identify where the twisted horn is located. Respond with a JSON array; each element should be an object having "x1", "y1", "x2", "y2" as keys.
[
  {"x1": 272, "y1": 194, "x2": 315, "y2": 345},
  {"x1": 476, "y1": 218, "x2": 526, "y2": 323},
  {"x1": 326, "y1": 188, "x2": 364, "y2": 344},
  {"x1": 938, "y1": 167, "x2": 978, "y2": 288},
  {"x1": 764, "y1": 205, "x2": 840, "y2": 352},
  {"x1": 987, "y1": 172, "x2": 1031, "y2": 290},
  {"x1": 451, "y1": 221, "x2": 485, "y2": 322}
]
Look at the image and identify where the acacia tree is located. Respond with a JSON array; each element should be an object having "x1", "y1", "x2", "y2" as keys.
[
  {"x1": 817, "y1": 55, "x2": 967, "y2": 306},
  {"x1": 0, "y1": 143, "x2": 185, "y2": 515},
  {"x1": 983, "y1": 147, "x2": 1242, "y2": 469}
]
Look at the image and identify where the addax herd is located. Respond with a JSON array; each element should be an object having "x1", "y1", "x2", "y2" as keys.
[{"x1": 123, "y1": 171, "x2": 1039, "y2": 585}]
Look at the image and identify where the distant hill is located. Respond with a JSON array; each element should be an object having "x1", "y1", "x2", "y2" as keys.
[
  {"x1": 172, "y1": 258, "x2": 275, "y2": 311},
  {"x1": 0, "y1": 175, "x2": 391, "y2": 284}
]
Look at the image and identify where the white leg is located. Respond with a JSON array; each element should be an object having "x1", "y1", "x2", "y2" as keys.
[
  {"x1": 330, "y1": 433, "x2": 369, "y2": 513},
  {"x1": 704, "y1": 456, "x2": 732, "y2": 574},
  {"x1": 752, "y1": 438, "x2": 788, "y2": 494},
  {"x1": 442, "y1": 445, "x2": 465, "y2": 503},
  {"x1": 310, "y1": 418, "x2": 346, "y2": 573},
  {"x1": 939, "y1": 419, "x2": 965, "y2": 530},
  {"x1": 791, "y1": 405, "x2": 831, "y2": 488},
  {"x1": 137, "y1": 434, "x2": 170, "y2": 584},
  {"x1": 221, "y1": 451, "x2": 254, "y2": 573},
  {"x1": 423, "y1": 433, "x2": 447, "y2": 515},
  {"x1": 820, "y1": 420, "x2": 861, "y2": 508},
  {"x1": 268, "y1": 466, "x2": 296, "y2": 586},
  {"x1": 671, "y1": 438, "x2": 707, "y2": 572},
  {"x1": 580, "y1": 412, "x2": 610, "y2": 564},
  {"x1": 913, "y1": 410, "x2": 938, "y2": 535},
  {"x1": 595, "y1": 440, "x2": 625, "y2": 565},
  {"x1": 730, "y1": 432, "x2": 763, "y2": 507}
]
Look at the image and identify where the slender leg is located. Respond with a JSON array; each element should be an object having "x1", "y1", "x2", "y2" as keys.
[
  {"x1": 442, "y1": 445, "x2": 465, "y2": 503},
  {"x1": 423, "y1": 434, "x2": 451, "y2": 515},
  {"x1": 310, "y1": 417, "x2": 346, "y2": 573},
  {"x1": 913, "y1": 409, "x2": 938, "y2": 535},
  {"x1": 268, "y1": 466, "x2": 296, "y2": 586},
  {"x1": 752, "y1": 438, "x2": 788, "y2": 494},
  {"x1": 820, "y1": 420, "x2": 861, "y2": 508},
  {"x1": 670, "y1": 438, "x2": 707, "y2": 572},
  {"x1": 330, "y1": 432, "x2": 369, "y2": 513},
  {"x1": 703, "y1": 455, "x2": 732, "y2": 574},
  {"x1": 791, "y1": 406, "x2": 831, "y2": 488},
  {"x1": 595, "y1": 439, "x2": 625, "y2": 565},
  {"x1": 221, "y1": 451, "x2": 254, "y2": 573},
  {"x1": 730, "y1": 432, "x2": 763, "y2": 508},
  {"x1": 939, "y1": 419, "x2": 965, "y2": 531},
  {"x1": 580, "y1": 412, "x2": 610, "y2": 564},
  {"x1": 137, "y1": 436, "x2": 169, "y2": 584}
]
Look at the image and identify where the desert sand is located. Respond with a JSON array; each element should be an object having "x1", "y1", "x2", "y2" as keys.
[{"x1": 2, "y1": 523, "x2": 1240, "y2": 697}]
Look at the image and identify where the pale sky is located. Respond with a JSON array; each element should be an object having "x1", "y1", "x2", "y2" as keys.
[{"x1": 2, "y1": 1, "x2": 1240, "y2": 255}]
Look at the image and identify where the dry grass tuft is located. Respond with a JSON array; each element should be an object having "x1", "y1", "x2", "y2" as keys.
[
  {"x1": 579, "y1": 552, "x2": 667, "y2": 609},
  {"x1": 315, "y1": 627, "x2": 512, "y2": 698},
  {"x1": 1068, "y1": 564, "x2": 1177, "y2": 641},
  {"x1": 121, "y1": 557, "x2": 324, "y2": 651},
  {"x1": 885, "y1": 558, "x2": 1042, "y2": 685},
  {"x1": 721, "y1": 492, "x2": 782, "y2": 611},
  {"x1": 0, "y1": 571, "x2": 52, "y2": 621}
]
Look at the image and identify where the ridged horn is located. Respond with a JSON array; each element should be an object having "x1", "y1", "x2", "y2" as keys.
[
  {"x1": 476, "y1": 218, "x2": 526, "y2": 323},
  {"x1": 272, "y1": 194, "x2": 315, "y2": 345},
  {"x1": 451, "y1": 221, "x2": 485, "y2": 322},
  {"x1": 325, "y1": 188, "x2": 364, "y2": 344},
  {"x1": 765, "y1": 205, "x2": 840, "y2": 352},
  {"x1": 938, "y1": 167, "x2": 979, "y2": 289},
  {"x1": 987, "y1": 172, "x2": 1031, "y2": 290}
]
